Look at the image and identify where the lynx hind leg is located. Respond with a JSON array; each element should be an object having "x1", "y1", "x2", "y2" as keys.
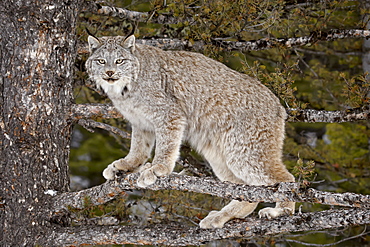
[
  {"x1": 200, "y1": 200, "x2": 258, "y2": 229},
  {"x1": 259, "y1": 170, "x2": 296, "y2": 219},
  {"x1": 258, "y1": 201, "x2": 295, "y2": 219}
]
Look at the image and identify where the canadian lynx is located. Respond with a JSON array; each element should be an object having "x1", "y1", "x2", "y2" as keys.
[{"x1": 85, "y1": 34, "x2": 295, "y2": 228}]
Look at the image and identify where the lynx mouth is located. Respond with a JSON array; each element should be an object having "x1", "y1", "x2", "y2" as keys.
[{"x1": 104, "y1": 78, "x2": 119, "y2": 84}]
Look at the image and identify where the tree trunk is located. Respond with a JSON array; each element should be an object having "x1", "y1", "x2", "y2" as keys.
[{"x1": 0, "y1": 1, "x2": 81, "y2": 245}]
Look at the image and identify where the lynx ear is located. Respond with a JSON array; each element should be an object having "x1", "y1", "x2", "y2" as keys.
[
  {"x1": 122, "y1": 35, "x2": 136, "y2": 53},
  {"x1": 88, "y1": 36, "x2": 101, "y2": 53}
]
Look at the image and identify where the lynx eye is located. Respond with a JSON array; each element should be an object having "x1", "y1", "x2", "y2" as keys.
[
  {"x1": 97, "y1": 59, "x2": 106, "y2": 65},
  {"x1": 115, "y1": 59, "x2": 125, "y2": 64}
]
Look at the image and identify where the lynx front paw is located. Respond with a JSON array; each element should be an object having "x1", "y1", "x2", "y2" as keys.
[
  {"x1": 258, "y1": 207, "x2": 293, "y2": 219},
  {"x1": 110, "y1": 158, "x2": 133, "y2": 172},
  {"x1": 199, "y1": 210, "x2": 229, "y2": 229},
  {"x1": 137, "y1": 163, "x2": 171, "y2": 188},
  {"x1": 102, "y1": 164, "x2": 118, "y2": 180}
]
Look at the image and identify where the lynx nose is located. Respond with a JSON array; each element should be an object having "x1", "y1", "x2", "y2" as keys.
[{"x1": 106, "y1": 71, "x2": 115, "y2": 77}]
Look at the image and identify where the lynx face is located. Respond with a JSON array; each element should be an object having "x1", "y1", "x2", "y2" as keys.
[{"x1": 85, "y1": 36, "x2": 139, "y2": 95}]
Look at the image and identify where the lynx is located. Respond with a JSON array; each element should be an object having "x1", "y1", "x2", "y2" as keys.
[{"x1": 85, "y1": 34, "x2": 295, "y2": 228}]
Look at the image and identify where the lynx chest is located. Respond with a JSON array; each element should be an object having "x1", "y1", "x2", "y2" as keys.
[{"x1": 108, "y1": 92, "x2": 155, "y2": 132}]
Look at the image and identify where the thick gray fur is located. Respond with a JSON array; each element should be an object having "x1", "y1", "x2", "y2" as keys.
[{"x1": 85, "y1": 35, "x2": 295, "y2": 228}]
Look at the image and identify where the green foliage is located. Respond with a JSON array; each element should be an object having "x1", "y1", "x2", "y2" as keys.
[{"x1": 292, "y1": 158, "x2": 316, "y2": 182}]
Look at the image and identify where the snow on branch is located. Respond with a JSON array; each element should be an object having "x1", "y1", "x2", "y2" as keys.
[
  {"x1": 50, "y1": 207, "x2": 370, "y2": 246},
  {"x1": 71, "y1": 103, "x2": 370, "y2": 123},
  {"x1": 51, "y1": 173, "x2": 370, "y2": 215}
]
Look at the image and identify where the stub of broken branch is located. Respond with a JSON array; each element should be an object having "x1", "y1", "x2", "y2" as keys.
[{"x1": 51, "y1": 173, "x2": 370, "y2": 215}]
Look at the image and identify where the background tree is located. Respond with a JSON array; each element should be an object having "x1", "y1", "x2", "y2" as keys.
[{"x1": 1, "y1": 0, "x2": 369, "y2": 246}]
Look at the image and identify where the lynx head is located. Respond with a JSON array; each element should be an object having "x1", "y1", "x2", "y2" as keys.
[{"x1": 85, "y1": 35, "x2": 139, "y2": 95}]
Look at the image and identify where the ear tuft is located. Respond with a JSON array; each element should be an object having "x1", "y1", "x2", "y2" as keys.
[
  {"x1": 88, "y1": 36, "x2": 101, "y2": 53},
  {"x1": 122, "y1": 35, "x2": 136, "y2": 53}
]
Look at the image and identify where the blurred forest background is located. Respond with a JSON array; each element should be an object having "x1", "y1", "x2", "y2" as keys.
[{"x1": 70, "y1": 0, "x2": 369, "y2": 246}]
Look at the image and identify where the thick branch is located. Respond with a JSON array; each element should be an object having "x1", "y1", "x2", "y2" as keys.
[
  {"x1": 72, "y1": 103, "x2": 370, "y2": 123},
  {"x1": 51, "y1": 173, "x2": 370, "y2": 214},
  {"x1": 287, "y1": 106, "x2": 370, "y2": 123},
  {"x1": 213, "y1": 29, "x2": 370, "y2": 51},
  {"x1": 77, "y1": 29, "x2": 370, "y2": 54},
  {"x1": 71, "y1": 103, "x2": 122, "y2": 120},
  {"x1": 50, "y1": 208, "x2": 370, "y2": 246}
]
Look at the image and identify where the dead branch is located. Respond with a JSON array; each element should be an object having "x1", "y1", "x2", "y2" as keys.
[
  {"x1": 71, "y1": 103, "x2": 370, "y2": 123},
  {"x1": 77, "y1": 119, "x2": 130, "y2": 139},
  {"x1": 77, "y1": 29, "x2": 370, "y2": 54},
  {"x1": 82, "y1": 2, "x2": 189, "y2": 24},
  {"x1": 287, "y1": 106, "x2": 370, "y2": 123},
  {"x1": 212, "y1": 29, "x2": 370, "y2": 51},
  {"x1": 51, "y1": 173, "x2": 370, "y2": 215},
  {"x1": 71, "y1": 103, "x2": 122, "y2": 120},
  {"x1": 49, "y1": 208, "x2": 370, "y2": 246}
]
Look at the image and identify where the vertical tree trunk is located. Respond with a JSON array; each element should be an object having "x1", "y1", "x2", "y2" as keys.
[{"x1": 0, "y1": 1, "x2": 81, "y2": 245}]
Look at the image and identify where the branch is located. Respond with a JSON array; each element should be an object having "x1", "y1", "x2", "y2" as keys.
[
  {"x1": 83, "y1": 3, "x2": 189, "y2": 24},
  {"x1": 51, "y1": 173, "x2": 370, "y2": 214},
  {"x1": 213, "y1": 29, "x2": 370, "y2": 51},
  {"x1": 71, "y1": 103, "x2": 122, "y2": 120},
  {"x1": 287, "y1": 106, "x2": 370, "y2": 123},
  {"x1": 50, "y1": 208, "x2": 370, "y2": 246},
  {"x1": 77, "y1": 119, "x2": 130, "y2": 139},
  {"x1": 71, "y1": 103, "x2": 370, "y2": 123}
]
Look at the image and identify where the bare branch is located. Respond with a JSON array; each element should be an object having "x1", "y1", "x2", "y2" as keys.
[
  {"x1": 71, "y1": 103, "x2": 122, "y2": 120},
  {"x1": 213, "y1": 29, "x2": 370, "y2": 51},
  {"x1": 49, "y1": 208, "x2": 370, "y2": 246},
  {"x1": 77, "y1": 29, "x2": 370, "y2": 54},
  {"x1": 77, "y1": 119, "x2": 130, "y2": 139},
  {"x1": 71, "y1": 103, "x2": 370, "y2": 123},
  {"x1": 83, "y1": 3, "x2": 189, "y2": 24},
  {"x1": 287, "y1": 106, "x2": 370, "y2": 123},
  {"x1": 51, "y1": 173, "x2": 370, "y2": 214}
]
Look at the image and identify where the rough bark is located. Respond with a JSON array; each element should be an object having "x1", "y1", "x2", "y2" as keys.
[
  {"x1": 213, "y1": 29, "x2": 370, "y2": 51},
  {"x1": 287, "y1": 106, "x2": 370, "y2": 123},
  {"x1": 49, "y1": 208, "x2": 370, "y2": 246},
  {"x1": 51, "y1": 173, "x2": 370, "y2": 215},
  {"x1": 0, "y1": 0, "x2": 81, "y2": 245},
  {"x1": 72, "y1": 103, "x2": 370, "y2": 123}
]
